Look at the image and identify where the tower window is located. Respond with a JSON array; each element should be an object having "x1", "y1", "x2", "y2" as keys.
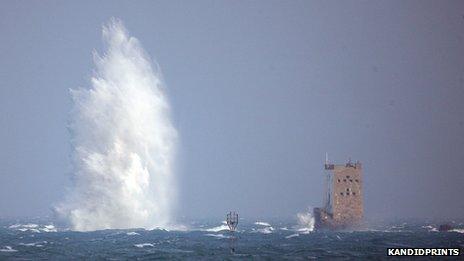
[
  {"x1": 353, "y1": 192, "x2": 356, "y2": 195},
  {"x1": 346, "y1": 192, "x2": 350, "y2": 195},
  {"x1": 338, "y1": 179, "x2": 340, "y2": 182},
  {"x1": 346, "y1": 175, "x2": 350, "y2": 178},
  {"x1": 350, "y1": 179, "x2": 353, "y2": 182},
  {"x1": 340, "y1": 192, "x2": 344, "y2": 196},
  {"x1": 343, "y1": 179, "x2": 347, "y2": 182},
  {"x1": 355, "y1": 179, "x2": 359, "y2": 182}
]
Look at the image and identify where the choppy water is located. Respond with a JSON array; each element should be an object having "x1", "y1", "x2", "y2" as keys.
[{"x1": 1, "y1": 219, "x2": 463, "y2": 260}]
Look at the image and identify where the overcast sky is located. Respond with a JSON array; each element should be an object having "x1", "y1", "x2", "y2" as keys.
[{"x1": 1, "y1": 0, "x2": 463, "y2": 221}]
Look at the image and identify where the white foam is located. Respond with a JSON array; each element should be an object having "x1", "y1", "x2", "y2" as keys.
[
  {"x1": 296, "y1": 208, "x2": 314, "y2": 233},
  {"x1": 22, "y1": 224, "x2": 39, "y2": 228},
  {"x1": 256, "y1": 226, "x2": 274, "y2": 234},
  {"x1": 0, "y1": 246, "x2": 17, "y2": 252},
  {"x1": 134, "y1": 243, "x2": 154, "y2": 248},
  {"x1": 42, "y1": 225, "x2": 57, "y2": 232},
  {"x1": 422, "y1": 225, "x2": 438, "y2": 232},
  {"x1": 126, "y1": 232, "x2": 140, "y2": 236},
  {"x1": 205, "y1": 233, "x2": 228, "y2": 238},
  {"x1": 205, "y1": 224, "x2": 229, "y2": 232},
  {"x1": 8, "y1": 224, "x2": 21, "y2": 229},
  {"x1": 450, "y1": 229, "x2": 464, "y2": 233},
  {"x1": 254, "y1": 221, "x2": 271, "y2": 226},
  {"x1": 296, "y1": 227, "x2": 313, "y2": 234},
  {"x1": 9, "y1": 224, "x2": 57, "y2": 233},
  {"x1": 285, "y1": 233, "x2": 299, "y2": 239},
  {"x1": 19, "y1": 241, "x2": 47, "y2": 247},
  {"x1": 19, "y1": 243, "x2": 35, "y2": 247}
]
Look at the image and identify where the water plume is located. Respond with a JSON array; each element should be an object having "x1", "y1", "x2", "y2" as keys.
[
  {"x1": 296, "y1": 208, "x2": 315, "y2": 233},
  {"x1": 57, "y1": 19, "x2": 177, "y2": 231}
]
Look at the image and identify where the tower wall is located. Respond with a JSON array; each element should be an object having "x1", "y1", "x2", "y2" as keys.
[
  {"x1": 316, "y1": 161, "x2": 363, "y2": 229},
  {"x1": 331, "y1": 163, "x2": 363, "y2": 223}
]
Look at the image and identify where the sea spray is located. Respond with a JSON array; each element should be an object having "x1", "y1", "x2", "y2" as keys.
[
  {"x1": 296, "y1": 208, "x2": 315, "y2": 233},
  {"x1": 57, "y1": 19, "x2": 177, "y2": 231}
]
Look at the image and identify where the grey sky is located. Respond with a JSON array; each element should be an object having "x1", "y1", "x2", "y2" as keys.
[{"x1": 1, "y1": 0, "x2": 463, "y2": 221}]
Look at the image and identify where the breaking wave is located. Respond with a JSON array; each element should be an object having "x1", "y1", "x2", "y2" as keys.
[
  {"x1": 255, "y1": 226, "x2": 274, "y2": 234},
  {"x1": 285, "y1": 233, "x2": 299, "y2": 239},
  {"x1": 450, "y1": 229, "x2": 464, "y2": 233},
  {"x1": 8, "y1": 224, "x2": 57, "y2": 233},
  {"x1": 204, "y1": 233, "x2": 229, "y2": 238},
  {"x1": 252, "y1": 221, "x2": 274, "y2": 234},
  {"x1": 0, "y1": 246, "x2": 17, "y2": 252},
  {"x1": 56, "y1": 18, "x2": 177, "y2": 231},
  {"x1": 134, "y1": 243, "x2": 154, "y2": 248},
  {"x1": 205, "y1": 224, "x2": 229, "y2": 232},
  {"x1": 254, "y1": 221, "x2": 271, "y2": 227},
  {"x1": 296, "y1": 208, "x2": 315, "y2": 233}
]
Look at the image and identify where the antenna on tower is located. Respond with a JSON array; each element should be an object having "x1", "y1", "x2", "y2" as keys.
[{"x1": 325, "y1": 152, "x2": 329, "y2": 165}]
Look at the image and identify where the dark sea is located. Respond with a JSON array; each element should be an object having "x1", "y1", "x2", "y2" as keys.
[{"x1": 1, "y1": 218, "x2": 463, "y2": 260}]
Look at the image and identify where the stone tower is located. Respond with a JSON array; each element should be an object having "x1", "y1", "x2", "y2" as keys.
[{"x1": 314, "y1": 158, "x2": 363, "y2": 229}]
